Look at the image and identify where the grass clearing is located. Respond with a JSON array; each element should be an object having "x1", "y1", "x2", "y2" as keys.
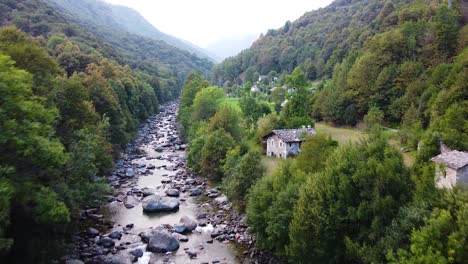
[
  {"x1": 218, "y1": 97, "x2": 242, "y2": 113},
  {"x1": 315, "y1": 123, "x2": 367, "y2": 144},
  {"x1": 315, "y1": 123, "x2": 414, "y2": 167},
  {"x1": 262, "y1": 156, "x2": 281, "y2": 177}
]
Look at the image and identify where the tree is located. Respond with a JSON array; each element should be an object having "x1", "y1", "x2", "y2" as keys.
[
  {"x1": 434, "y1": 5, "x2": 459, "y2": 58},
  {"x1": 223, "y1": 150, "x2": 264, "y2": 208},
  {"x1": 247, "y1": 160, "x2": 305, "y2": 258},
  {"x1": 240, "y1": 96, "x2": 271, "y2": 126},
  {"x1": 0, "y1": 27, "x2": 59, "y2": 96},
  {"x1": 200, "y1": 129, "x2": 235, "y2": 181},
  {"x1": 295, "y1": 134, "x2": 338, "y2": 174},
  {"x1": 0, "y1": 178, "x2": 13, "y2": 256},
  {"x1": 389, "y1": 191, "x2": 468, "y2": 264},
  {"x1": 285, "y1": 67, "x2": 309, "y2": 89},
  {"x1": 209, "y1": 106, "x2": 243, "y2": 140},
  {"x1": 364, "y1": 106, "x2": 384, "y2": 130},
  {"x1": 288, "y1": 129, "x2": 412, "y2": 263},
  {"x1": 191, "y1": 86, "x2": 225, "y2": 122}
]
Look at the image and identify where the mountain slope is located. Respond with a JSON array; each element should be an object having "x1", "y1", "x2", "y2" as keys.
[
  {"x1": 214, "y1": 0, "x2": 467, "y2": 151},
  {"x1": 48, "y1": 0, "x2": 214, "y2": 60}
]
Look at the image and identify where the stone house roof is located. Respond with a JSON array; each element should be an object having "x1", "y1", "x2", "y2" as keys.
[
  {"x1": 431, "y1": 150, "x2": 468, "y2": 170},
  {"x1": 263, "y1": 127, "x2": 317, "y2": 143}
]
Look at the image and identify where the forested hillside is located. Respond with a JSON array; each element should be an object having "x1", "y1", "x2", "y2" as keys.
[
  {"x1": 47, "y1": 0, "x2": 214, "y2": 61},
  {"x1": 214, "y1": 0, "x2": 467, "y2": 155},
  {"x1": 0, "y1": 0, "x2": 213, "y2": 99},
  {"x1": 0, "y1": 0, "x2": 211, "y2": 262}
]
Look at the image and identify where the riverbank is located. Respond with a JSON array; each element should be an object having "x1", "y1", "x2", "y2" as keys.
[{"x1": 63, "y1": 102, "x2": 279, "y2": 264}]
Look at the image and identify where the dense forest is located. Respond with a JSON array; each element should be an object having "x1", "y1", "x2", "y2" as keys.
[
  {"x1": 0, "y1": 0, "x2": 212, "y2": 262},
  {"x1": 177, "y1": 0, "x2": 467, "y2": 263},
  {"x1": 47, "y1": 0, "x2": 214, "y2": 61},
  {"x1": 213, "y1": 0, "x2": 467, "y2": 154}
]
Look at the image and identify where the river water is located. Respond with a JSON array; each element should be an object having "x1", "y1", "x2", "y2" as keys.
[{"x1": 72, "y1": 103, "x2": 241, "y2": 264}]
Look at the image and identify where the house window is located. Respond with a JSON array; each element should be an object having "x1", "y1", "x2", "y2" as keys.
[{"x1": 279, "y1": 141, "x2": 283, "y2": 147}]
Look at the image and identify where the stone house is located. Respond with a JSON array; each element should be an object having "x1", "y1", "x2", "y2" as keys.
[
  {"x1": 263, "y1": 127, "x2": 317, "y2": 158},
  {"x1": 431, "y1": 150, "x2": 468, "y2": 189}
]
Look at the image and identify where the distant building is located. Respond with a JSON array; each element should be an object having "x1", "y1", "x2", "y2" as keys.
[
  {"x1": 258, "y1": 75, "x2": 269, "y2": 82},
  {"x1": 263, "y1": 127, "x2": 317, "y2": 158},
  {"x1": 431, "y1": 150, "x2": 468, "y2": 189},
  {"x1": 251, "y1": 84, "x2": 260, "y2": 93}
]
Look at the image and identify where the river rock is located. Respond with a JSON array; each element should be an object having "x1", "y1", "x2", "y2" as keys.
[
  {"x1": 129, "y1": 248, "x2": 143, "y2": 258},
  {"x1": 173, "y1": 223, "x2": 186, "y2": 233},
  {"x1": 123, "y1": 195, "x2": 140, "y2": 209},
  {"x1": 189, "y1": 187, "x2": 202, "y2": 196},
  {"x1": 142, "y1": 195, "x2": 179, "y2": 213},
  {"x1": 109, "y1": 231, "x2": 122, "y2": 240},
  {"x1": 141, "y1": 188, "x2": 154, "y2": 197},
  {"x1": 87, "y1": 227, "x2": 100, "y2": 237},
  {"x1": 146, "y1": 231, "x2": 180, "y2": 253},
  {"x1": 155, "y1": 146, "x2": 164, "y2": 153},
  {"x1": 96, "y1": 237, "x2": 115, "y2": 248},
  {"x1": 180, "y1": 216, "x2": 197, "y2": 232},
  {"x1": 214, "y1": 195, "x2": 228, "y2": 204},
  {"x1": 185, "y1": 249, "x2": 197, "y2": 258},
  {"x1": 125, "y1": 168, "x2": 135, "y2": 178},
  {"x1": 165, "y1": 188, "x2": 180, "y2": 197},
  {"x1": 103, "y1": 252, "x2": 133, "y2": 264}
]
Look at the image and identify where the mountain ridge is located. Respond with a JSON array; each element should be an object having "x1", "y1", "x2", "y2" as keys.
[{"x1": 47, "y1": 0, "x2": 215, "y2": 61}]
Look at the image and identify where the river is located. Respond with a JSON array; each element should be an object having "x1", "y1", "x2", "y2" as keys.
[{"x1": 67, "y1": 102, "x2": 246, "y2": 264}]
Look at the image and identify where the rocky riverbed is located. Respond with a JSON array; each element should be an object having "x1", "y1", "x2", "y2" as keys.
[{"x1": 64, "y1": 102, "x2": 280, "y2": 264}]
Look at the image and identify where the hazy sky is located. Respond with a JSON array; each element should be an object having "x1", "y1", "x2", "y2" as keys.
[{"x1": 104, "y1": 0, "x2": 333, "y2": 48}]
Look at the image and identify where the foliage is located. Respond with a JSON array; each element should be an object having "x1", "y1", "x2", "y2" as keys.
[
  {"x1": 191, "y1": 86, "x2": 226, "y2": 122},
  {"x1": 209, "y1": 105, "x2": 243, "y2": 140},
  {"x1": 364, "y1": 106, "x2": 385, "y2": 130},
  {"x1": 200, "y1": 129, "x2": 235, "y2": 181},
  {"x1": 288, "y1": 129, "x2": 412, "y2": 263},
  {"x1": 222, "y1": 149, "x2": 264, "y2": 208},
  {"x1": 295, "y1": 134, "x2": 338, "y2": 174},
  {"x1": 388, "y1": 190, "x2": 468, "y2": 264},
  {"x1": 239, "y1": 96, "x2": 272, "y2": 126}
]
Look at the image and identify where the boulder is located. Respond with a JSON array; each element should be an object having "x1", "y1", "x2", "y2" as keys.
[
  {"x1": 189, "y1": 187, "x2": 202, "y2": 196},
  {"x1": 129, "y1": 248, "x2": 143, "y2": 258},
  {"x1": 96, "y1": 237, "x2": 115, "y2": 248},
  {"x1": 141, "y1": 188, "x2": 154, "y2": 197},
  {"x1": 87, "y1": 227, "x2": 99, "y2": 237},
  {"x1": 125, "y1": 168, "x2": 135, "y2": 178},
  {"x1": 103, "y1": 252, "x2": 133, "y2": 264},
  {"x1": 146, "y1": 231, "x2": 180, "y2": 253},
  {"x1": 165, "y1": 189, "x2": 180, "y2": 197},
  {"x1": 123, "y1": 195, "x2": 140, "y2": 209},
  {"x1": 155, "y1": 146, "x2": 164, "y2": 153},
  {"x1": 173, "y1": 223, "x2": 186, "y2": 233},
  {"x1": 142, "y1": 195, "x2": 179, "y2": 213},
  {"x1": 180, "y1": 216, "x2": 197, "y2": 232},
  {"x1": 109, "y1": 231, "x2": 122, "y2": 240}
]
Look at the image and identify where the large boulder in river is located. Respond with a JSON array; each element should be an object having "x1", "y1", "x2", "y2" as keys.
[
  {"x1": 165, "y1": 188, "x2": 180, "y2": 197},
  {"x1": 96, "y1": 237, "x2": 115, "y2": 248},
  {"x1": 142, "y1": 195, "x2": 179, "y2": 213},
  {"x1": 180, "y1": 216, "x2": 197, "y2": 232},
  {"x1": 123, "y1": 195, "x2": 140, "y2": 209},
  {"x1": 146, "y1": 231, "x2": 180, "y2": 253}
]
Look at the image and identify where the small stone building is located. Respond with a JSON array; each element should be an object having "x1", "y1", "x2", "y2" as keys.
[
  {"x1": 431, "y1": 150, "x2": 468, "y2": 189},
  {"x1": 263, "y1": 127, "x2": 317, "y2": 158}
]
